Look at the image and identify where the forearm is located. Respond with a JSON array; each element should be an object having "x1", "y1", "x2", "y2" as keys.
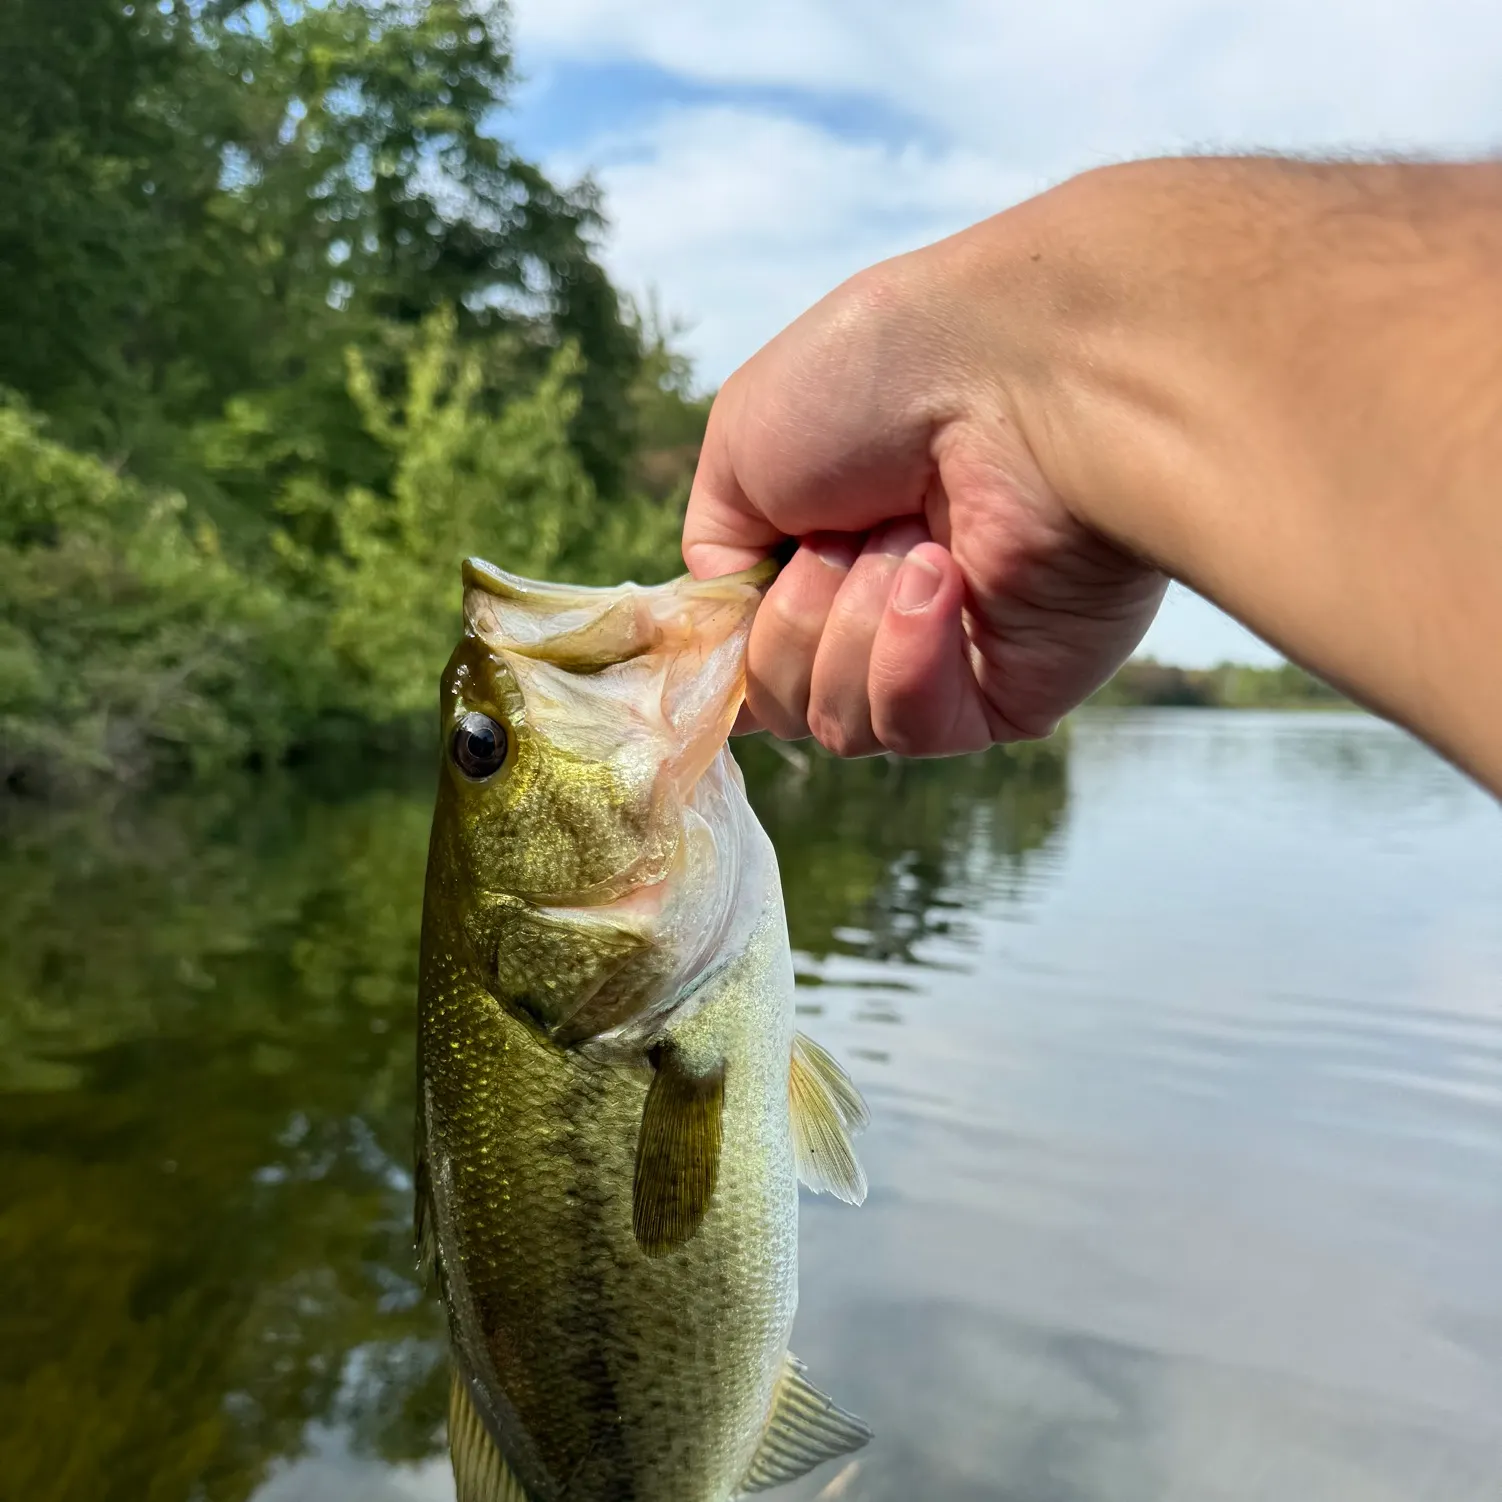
[{"x1": 954, "y1": 157, "x2": 1502, "y2": 792}]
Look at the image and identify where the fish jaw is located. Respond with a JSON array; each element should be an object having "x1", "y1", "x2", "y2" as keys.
[{"x1": 453, "y1": 748, "x2": 767, "y2": 1050}]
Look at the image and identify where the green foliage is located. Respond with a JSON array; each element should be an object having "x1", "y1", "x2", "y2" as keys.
[
  {"x1": 1091, "y1": 657, "x2": 1348, "y2": 710},
  {"x1": 0, "y1": 0, "x2": 648, "y2": 492},
  {"x1": 0, "y1": 303, "x2": 691, "y2": 784},
  {"x1": 0, "y1": 402, "x2": 316, "y2": 787},
  {"x1": 0, "y1": 0, "x2": 708, "y2": 787},
  {"x1": 299, "y1": 311, "x2": 680, "y2": 723},
  {"x1": 0, "y1": 0, "x2": 236, "y2": 464}
]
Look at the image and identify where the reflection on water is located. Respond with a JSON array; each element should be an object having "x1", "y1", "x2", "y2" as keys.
[{"x1": 2, "y1": 712, "x2": 1500, "y2": 1501}]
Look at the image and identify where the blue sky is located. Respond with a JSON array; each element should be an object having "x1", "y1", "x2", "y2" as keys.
[{"x1": 503, "y1": 0, "x2": 1502, "y2": 666}]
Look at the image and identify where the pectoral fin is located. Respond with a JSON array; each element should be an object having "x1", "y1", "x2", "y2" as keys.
[
  {"x1": 789, "y1": 1033, "x2": 869, "y2": 1206},
  {"x1": 448, "y1": 1369, "x2": 534, "y2": 1502},
  {"x1": 738, "y1": 1352, "x2": 872, "y2": 1493},
  {"x1": 633, "y1": 1048, "x2": 725, "y2": 1257}
]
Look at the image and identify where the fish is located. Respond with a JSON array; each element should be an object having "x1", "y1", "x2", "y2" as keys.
[{"x1": 415, "y1": 556, "x2": 872, "y2": 1502}]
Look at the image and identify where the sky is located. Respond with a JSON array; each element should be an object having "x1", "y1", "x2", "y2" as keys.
[{"x1": 501, "y1": 0, "x2": 1502, "y2": 666}]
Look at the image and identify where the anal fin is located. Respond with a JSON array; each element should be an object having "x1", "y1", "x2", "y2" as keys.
[
  {"x1": 633, "y1": 1046, "x2": 726, "y2": 1257},
  {"x1": 738, "y1": 1352, "x2": 872, "y2": 1494},
  {"x1": 449, "y1": 1368, "x2": 534, "y2": 1502},
  {"x1": 789, "y1": 1033, "x2": 869, "y2": 1206}
]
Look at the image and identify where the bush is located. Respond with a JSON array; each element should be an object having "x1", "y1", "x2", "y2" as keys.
[
  {"x1": 0, "y1": 402, "x2": 314, "y2": 787},
  {"x1": 278, "y1": 310, "x2": 682, "y2": 725}
]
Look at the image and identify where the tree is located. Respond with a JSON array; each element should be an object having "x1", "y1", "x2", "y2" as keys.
[
  {"x1": 0, "y1": 0, "x2": 650, "y2": 506},
  {"x1": 0, "y1": 0, "x2": 709, "y2": 786}
]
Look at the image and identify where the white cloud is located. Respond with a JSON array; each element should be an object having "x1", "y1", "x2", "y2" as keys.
[
  {"x1": 514, "y1": 0, "x2": 1502, "y2": 161},
  {"x1": 559, "y1": 108, "x2": 1027, "y2": 382},
  {"x1": 524, "y1": 0, "x2": 1502, "y2": 380}
]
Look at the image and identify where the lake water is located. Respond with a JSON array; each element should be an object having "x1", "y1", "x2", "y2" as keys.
[{"x1": 2, "y1": 711, "x2": 1499, "y2": 1502}]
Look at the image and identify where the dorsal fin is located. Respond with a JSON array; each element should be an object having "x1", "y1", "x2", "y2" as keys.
[
  {"x1": 633, "y1": 1047, "x2": 726, "y2": 1257},
  {"x1": 789, "y1": 1033, "x2": 869, "y2": 1205},
  {"x1": 448, "y1": 1368, "x2": 534, "y2": 1502},
  {"x1": 738, "y1": 1353, "x2": 872, "y2": 1494}
]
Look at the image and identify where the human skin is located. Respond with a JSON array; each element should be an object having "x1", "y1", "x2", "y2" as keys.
[{"x1": 682, "y1": 156, "x2": 1502, "y2": 797}]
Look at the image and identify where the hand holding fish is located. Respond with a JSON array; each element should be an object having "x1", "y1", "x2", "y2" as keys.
[{"x1": 684, "y1": 156, "x2": 1502, "y2": 795}]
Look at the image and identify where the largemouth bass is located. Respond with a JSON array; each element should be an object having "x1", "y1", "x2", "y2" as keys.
[{"x1": 416, "y1": 558, "x2": 871, "y2": 1502}]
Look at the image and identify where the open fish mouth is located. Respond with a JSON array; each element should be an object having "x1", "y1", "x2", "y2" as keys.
[{"x1": 462, "y1": 555, "x2": 776, "y2": 802}]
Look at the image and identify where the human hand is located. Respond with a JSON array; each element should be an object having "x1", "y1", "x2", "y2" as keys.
[{"x1": 682, "y1": 226, "x2": 1166, "y2": 757}]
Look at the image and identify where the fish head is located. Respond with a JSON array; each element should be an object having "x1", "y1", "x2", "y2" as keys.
[{"x1": 427, "y1": 556, "x2": 775, "y2": 1046}]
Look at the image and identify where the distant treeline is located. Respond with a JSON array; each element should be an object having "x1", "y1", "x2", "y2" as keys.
[
  {"x1": 1, "y1": 0, "x2": 701, "y2": 791},
  {"x1": 1092, "y1": 658, "x2": 1348, "y2": 709}
]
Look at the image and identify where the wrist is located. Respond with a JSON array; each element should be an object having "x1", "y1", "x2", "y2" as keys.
[{"x1": 931, "y1": 155, "x2": 1502, "y2": 789}]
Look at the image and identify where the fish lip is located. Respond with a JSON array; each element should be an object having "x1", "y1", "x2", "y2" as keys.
[
  {"x1": 462, "y1": 553, "x2": 780, "y2": 601},
  {"x1": 690, "y1": 555, "x2": 780, "y2": 594}
]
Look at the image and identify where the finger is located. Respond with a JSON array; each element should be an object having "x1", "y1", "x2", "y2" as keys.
[
  {"x1": 868, "y1": 542, "x2": 994, "y2": 756},
  {"x1": 683, "y1": 378, "x2": 784, "y2": 580},
  {"x1": 683, "y1": 273, "x2": 943, "y2": 581},
  {"x1": 744, "y1": 534, "x2": 861, "y2": 740},
  {"x1": 807, "y1": 520, "x2": 930, "y2": 757},
  {"x1": 729, "y1": 704, "x2": 763, "y2": 737}
]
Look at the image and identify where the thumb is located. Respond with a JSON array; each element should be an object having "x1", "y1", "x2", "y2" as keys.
[{"x1": 868, "y1": 543, "x2": 994, "y2": 757}]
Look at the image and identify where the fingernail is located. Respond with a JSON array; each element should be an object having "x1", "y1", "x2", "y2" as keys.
[
  {"x1": 805, "y1": 533, "x2": 860, "y2": 572},
  {"x1": 892, "y1": 553, "x2": 942, "y2": 614}
]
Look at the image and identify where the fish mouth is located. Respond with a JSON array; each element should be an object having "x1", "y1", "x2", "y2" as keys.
[
  {"x1": 462, "y1": 554, "x2": 778, "y2": 605},
  {"x1": 464, "y1": 555, "x2": 774, "y2": 896},
  {"x1": 461, "y1": 556, "x2": 777, "y2": 674}
]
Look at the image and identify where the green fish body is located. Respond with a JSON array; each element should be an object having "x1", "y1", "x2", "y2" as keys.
[{"x1": 416, "y1": 560, "x2": 870, "y2": 1502}]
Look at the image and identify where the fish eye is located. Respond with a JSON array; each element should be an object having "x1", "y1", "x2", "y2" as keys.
[{"x1": 451, "y1": 711, "x2": 509, "y2": 781}]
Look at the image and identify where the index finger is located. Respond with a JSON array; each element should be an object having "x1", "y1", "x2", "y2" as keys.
[{"x1": 682, "y1": 378, "x2": 787, "y2": 581}]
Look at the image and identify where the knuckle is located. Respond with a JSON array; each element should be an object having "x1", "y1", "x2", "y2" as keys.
[
  {"x1": 746, "y1": 685, "x2": 808, "y2": 744},
  {"x1": 873, "y1": 711, "x2": 929, "y2": 759},
  {"x1": 986, "y1": 702, "x2": 1061, "y2": 743},
  {"x1": 768, "y1": 586, "x2": 819, "y2": 635},
  {"x1": 807, "y1": 705, "x2": 865, "y2": 759}
]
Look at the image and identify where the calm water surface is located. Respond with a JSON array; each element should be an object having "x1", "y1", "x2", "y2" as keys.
[{"x1": 2, "y1": 711, "x2": 1499, "y2": 1501}]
